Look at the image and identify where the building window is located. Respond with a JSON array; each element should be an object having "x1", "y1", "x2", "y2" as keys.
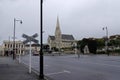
[
  {"x1": 21, "y1": 50, "x2": 23, "y2": 54},
  {"x1": 19, "y1": 50, "x2": 20, "y2": 54},
  {"x1": 16, "y1": 44, "x2": 18, "y2": 48},
  {"x1": 5, "y1": 44, "x2": 7, "y2": 48},
  {"x1": 18, "y1": 44, "x2": 20, "y2": 48},
  {"x1": 21, "y1": 45, "x2": 24, "y2": 48},
  {"x1": 8, "y1": 44, "x2": 9, "y2": 48},
  {"x1": 11, "y1": 44, "x2": 12, "y2": 48}
]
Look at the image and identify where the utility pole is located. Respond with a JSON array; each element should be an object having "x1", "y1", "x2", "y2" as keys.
[
  {"x1": 103, "y1": 27, "x2": 109, "y2": 56},
  {"x1": 13, "y1": 18, "x2": 22, "y2": 60},
  {"x1": 39, "y1": 0, "x2": 44, "y2": 79},
  {"x1": 13, "y1": 18, "x2": 16, "y2": 60}
]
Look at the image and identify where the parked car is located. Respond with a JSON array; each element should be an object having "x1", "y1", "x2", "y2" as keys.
[{"x1": 33, "y1": 52, "x2": 39, "y2": 56}]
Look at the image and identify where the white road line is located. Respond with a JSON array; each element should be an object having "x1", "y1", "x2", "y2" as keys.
[
  {"x1": 45, "y1": 70, "x2": 71, "y2": 76},
  {"x1": 63, "y1": 70, "x2": 71, "y2": 73}
]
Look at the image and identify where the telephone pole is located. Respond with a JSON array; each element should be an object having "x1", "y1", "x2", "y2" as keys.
[
  {"x1": 39, "y1": 0, "x2": 44, "y2": 79},
  {"x1": 103, "y1": 27, "x2": 109, "y2": 56},
  {"x1": 13, "y1": 18, "x2": 22, "y2": 60}
]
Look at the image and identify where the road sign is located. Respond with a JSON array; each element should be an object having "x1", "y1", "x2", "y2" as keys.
[
  {"x1": 22, "y1": 33, "x2": 39, "y2": 44},
  {"x1": 22, "y1": 33, "x2": 39, "y2": 73}
]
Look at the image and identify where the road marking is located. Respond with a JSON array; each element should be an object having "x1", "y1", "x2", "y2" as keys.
[
  {"x1": 45, "y1": 70, "x2": 71, "y2": 76},
  {"x1": 64, "y1": 70, "x2": 71, "y2": 73}
]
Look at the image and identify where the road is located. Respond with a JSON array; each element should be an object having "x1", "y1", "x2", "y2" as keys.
[{"x1": 20, "y1": 54, "x2": 120, "y2": 80}]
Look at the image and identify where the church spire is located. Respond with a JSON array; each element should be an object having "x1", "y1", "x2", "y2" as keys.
[
  {"x1": 55, "y1": 16, "x2": 62, "y2": 49},
  {"x1": 57, "y1": 16, "x2": 60, "y2": 28},
  {"x1": 55, "y1": 16, "x2": 61, "y2": 36}
]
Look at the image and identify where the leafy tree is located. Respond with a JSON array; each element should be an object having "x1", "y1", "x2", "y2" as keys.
[
  {"x1": 77, "y1": 40, "x2": 82, "y2": 49},
  {"x1": 96, "y1": 38, "x2": 104, "y2": 49},
  {"x1": 77, "y1": 38, "x2": 88, "y2": 53},
  {"x1": 109, "y1": 39, "x2": 120, "y2": 47},
  {"x1": 87, "y1": 39, "x2": 97, "y2": 54},
  {"x1": 51, "y1": 47, "x2": 59, "y2": 51},
  {"x1": 115, "y1": 39, "x2": 120, "y2": 46}
]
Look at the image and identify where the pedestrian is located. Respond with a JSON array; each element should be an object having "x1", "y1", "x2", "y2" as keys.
[{"x1": 78, "y1": 52, "x2": 80, "y2": 59}]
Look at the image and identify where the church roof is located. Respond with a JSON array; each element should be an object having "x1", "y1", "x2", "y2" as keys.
[
  {"x1": 49, "y1": 36, "x2": 55, "y2": 40},
  {"x1": 62, "y1": 34, "x2": 74, "y2": 40},
  {"x1": 49, "y1": 34, "x2": 74, "y2": 40}
]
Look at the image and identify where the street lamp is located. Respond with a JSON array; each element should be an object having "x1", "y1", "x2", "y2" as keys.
[
  {"x1": 39, "y1": 0, "x2": 44, "y2": 79},
  {"x1": 13, "y1": 18, "x2": 22, "y2": 60},
  {"x1": 102, "y1": 27, "x2": 109, "y2": 56}
]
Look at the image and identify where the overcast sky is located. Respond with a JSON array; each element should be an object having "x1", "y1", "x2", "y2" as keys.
[{"x1": 0, "y1": 0, "x2": 120, "y2": 44}]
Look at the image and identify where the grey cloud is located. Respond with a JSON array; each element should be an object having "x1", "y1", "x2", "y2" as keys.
[{"x1": 0, "y1": 0, "x2": 120, "y2": 44}]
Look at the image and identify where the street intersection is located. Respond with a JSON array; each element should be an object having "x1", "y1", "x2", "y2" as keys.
[{"x1": 20, "y1": 54, "x2": 120, "y2": 80}]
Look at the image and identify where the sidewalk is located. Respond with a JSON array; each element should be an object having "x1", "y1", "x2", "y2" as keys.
[{"x1": 0, "y1": 56, "x2": 39, "y2": 80}]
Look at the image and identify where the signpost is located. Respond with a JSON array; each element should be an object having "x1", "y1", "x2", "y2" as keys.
[
  {"x1": 40, "y1": 0, "x2": 44, "y2": 79},
  {"x1": 22, "y1": 33, "x2": 38, "y2": 73}
]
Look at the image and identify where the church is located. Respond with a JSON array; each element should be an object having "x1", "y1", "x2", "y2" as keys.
[{"x1": 48, "y1": 17, "x2": 76, "y2": 51}]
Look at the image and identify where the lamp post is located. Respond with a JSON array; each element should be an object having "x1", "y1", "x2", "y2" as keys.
[
  {"x1": 39, "y1": 0, "x2": 44, "y2": 79},
  {"x1": 13, "y1": 18, "x2": 22, "y2": 60},
  {"x1": 103, "y1": 27, "x2": 109, "y2": 56}
]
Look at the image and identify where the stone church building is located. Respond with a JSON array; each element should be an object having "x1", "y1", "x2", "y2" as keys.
[{"x1": 48, "y1": 17, "x2": 76, "y2": 51}]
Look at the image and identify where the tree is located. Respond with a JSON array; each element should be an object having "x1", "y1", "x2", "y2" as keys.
[
  {"x1": 109, "y1": 39, "x2": 120, "y2": 47},
  {"x1": 78, "y1": 38, "x2": 106, "y2": 54},
  {"x1": 77, "y1": 40, "x2": 82, "y2": 49},
  {"x1": 87, "y1": 39, "x2": 97, "y2": 54},
  {"x1": 77, "y1": 38, "x2": 88, "y2": 53},
  {"x1": 96, "y1": 38, "x2": 105, "y2": 49}
]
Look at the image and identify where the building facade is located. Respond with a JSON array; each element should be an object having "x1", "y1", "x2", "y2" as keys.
[
  {"x1": 0, "y1": 45, "x2": 4, "y2": 56},
  {"x1": 48, "y1": 17, "x2": 76, "y2": 50},
  {"x1": 25, "y1": 43, "x2": 40, "y2": 55},
  {"x1": 3, "y1": 40, "x2": 25, "y2": 56}
]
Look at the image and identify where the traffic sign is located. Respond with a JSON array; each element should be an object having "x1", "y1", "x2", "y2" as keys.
[
  {"x1": 22, "y1": 33, "x2": 39, "y2": 44},
  {"x1": 22, "y1": 33, "x2": 39, "y2": 74}
]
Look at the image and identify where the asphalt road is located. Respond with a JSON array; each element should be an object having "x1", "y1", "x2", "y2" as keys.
[{"x1": 20, "y1": 54, "x2": 120, "y2": 80}]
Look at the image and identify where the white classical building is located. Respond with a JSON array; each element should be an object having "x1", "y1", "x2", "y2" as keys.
[
  {"x1": 0, "y1": 45, "x2": 4, "y2": 56},
  {"x1": 3, "y1": 40, "x2": 25, "y2": 56},
  {"x1": 25, "y1": 43, "x2": 40, "y2": 55},
  {"x1": 48, "y1": 17, "x2": 76, "y2": 50}
]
